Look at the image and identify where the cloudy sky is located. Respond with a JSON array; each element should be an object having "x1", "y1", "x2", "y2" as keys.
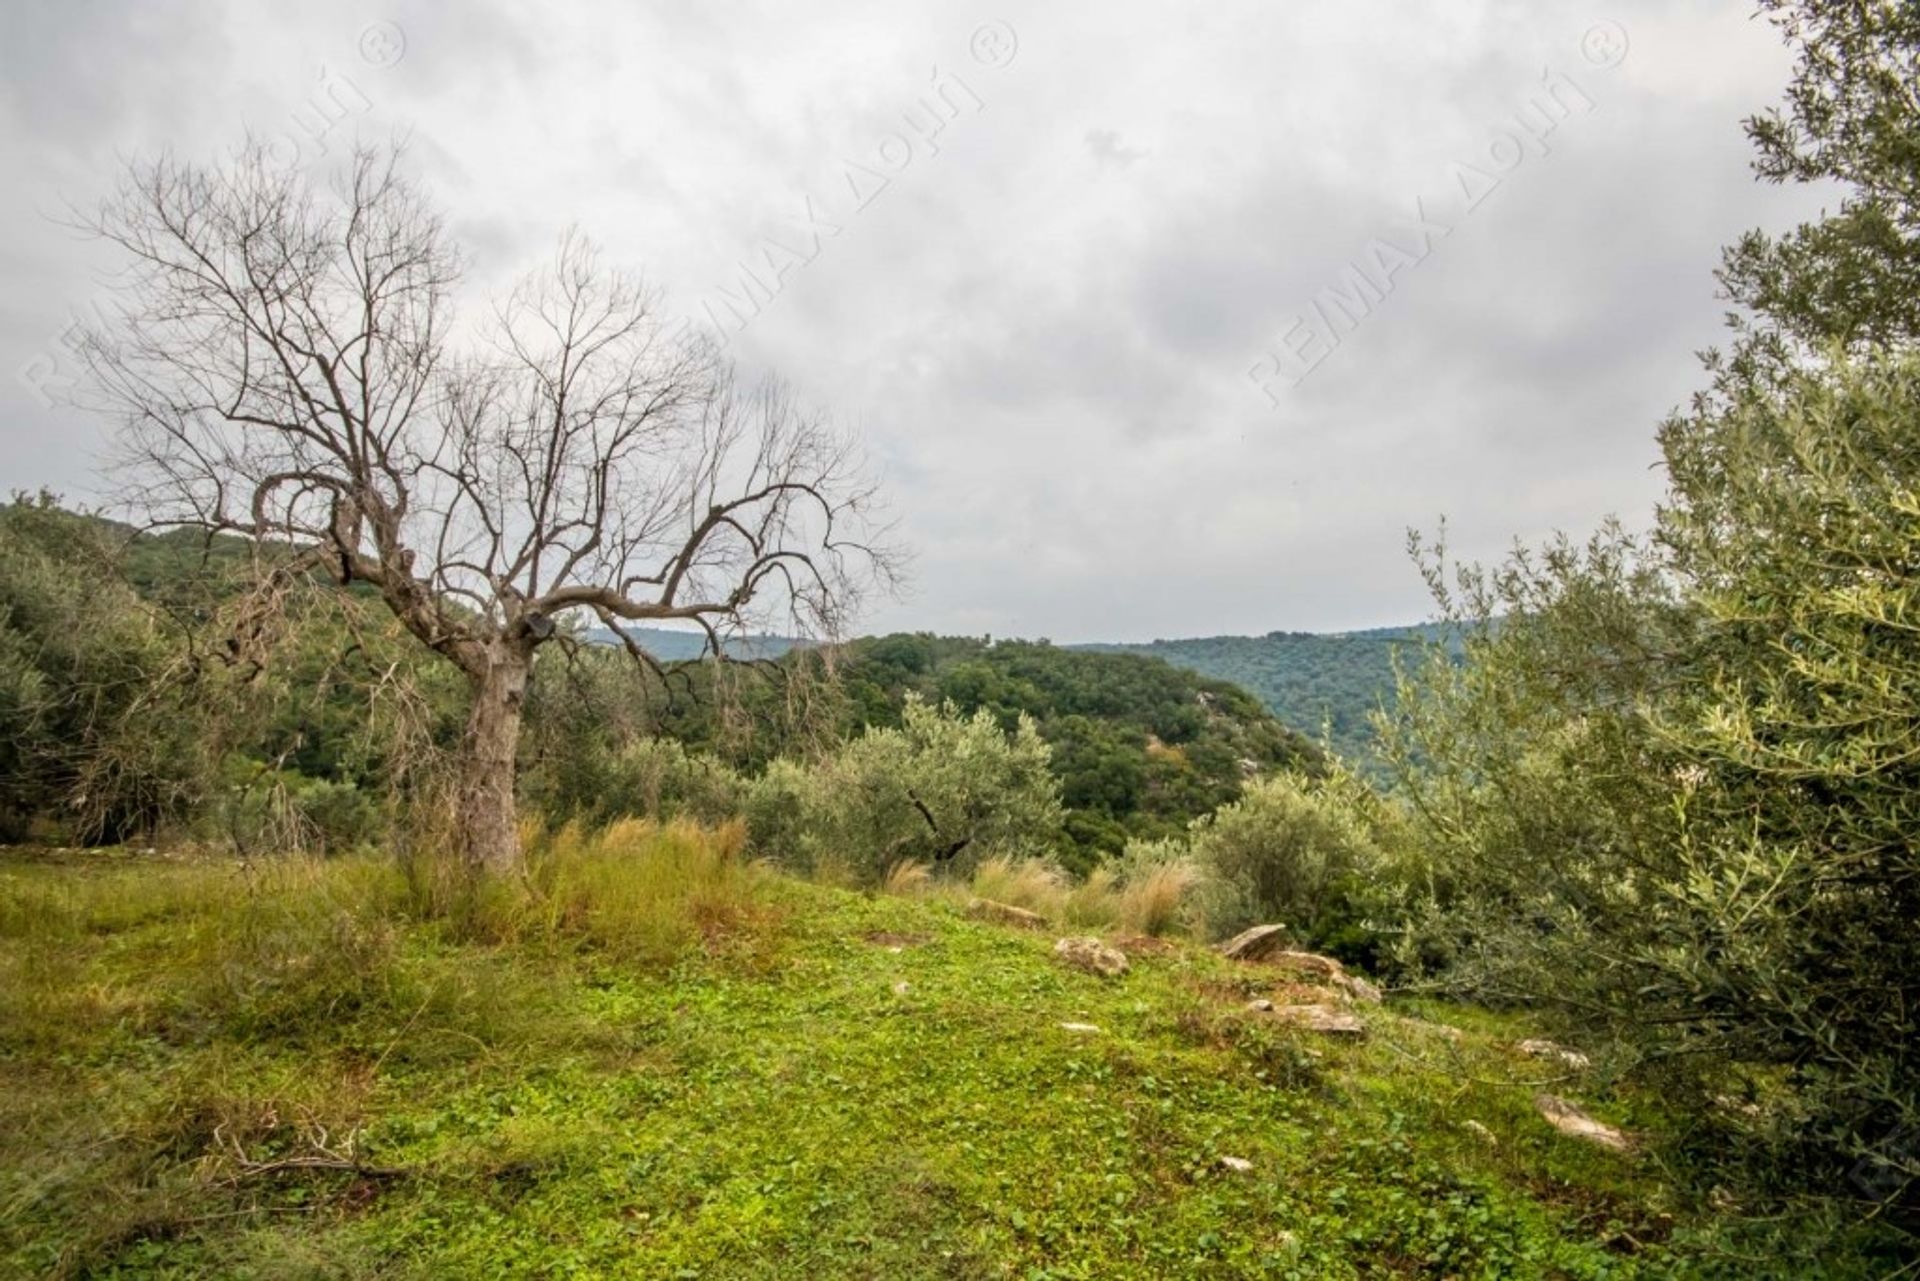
[{"x1": 0, "y1": 0, "x2": 1829, "y2": 641}]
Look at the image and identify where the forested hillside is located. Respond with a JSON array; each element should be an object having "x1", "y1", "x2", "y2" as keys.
[
  {"x1": 799, "y1": 634, "x2": 1323, "y2": 862},
  {"x1": 1079, "y1": 628, "x2": 1442, "y2": 762},
  {"x1": 599, "y1": 625, "x2": 1424, "y2": 768},
  {"x1": 544, "y1": 630, "x2": 1324, "y2": 868}
]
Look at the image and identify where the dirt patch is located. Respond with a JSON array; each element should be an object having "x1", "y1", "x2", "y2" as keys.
[{"x1": 1112, "y1": 934, "x2": 1177, "y2": 957}]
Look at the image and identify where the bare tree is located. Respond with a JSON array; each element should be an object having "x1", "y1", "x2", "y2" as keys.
[{"x1": 74, "y1": 144, "x2": 895, "y2": 871}]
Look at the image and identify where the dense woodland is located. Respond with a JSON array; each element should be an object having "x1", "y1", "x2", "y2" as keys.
[
  {"x1": 5, "y1": 0, "x2": 1920, "y2": 1273},
  {"x1": 1078, "y1": 627, "x2": 1448, "y2": 763}
]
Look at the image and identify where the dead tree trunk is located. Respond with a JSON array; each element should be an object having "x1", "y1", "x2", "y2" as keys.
[{"x1": 455, "y1": 644, "x2": 531, "y2": 873}]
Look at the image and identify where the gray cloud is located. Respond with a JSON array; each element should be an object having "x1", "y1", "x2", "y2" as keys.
[{"x1": 0, "y1": 0, "x2": 1829, "y2": 640}]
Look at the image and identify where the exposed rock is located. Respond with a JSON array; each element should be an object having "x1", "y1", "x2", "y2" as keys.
[
  {"x1": 1331, "y1": 972, "x2": 1384, "y2": 1005},
  {"x1": 1220, "y1": 936, "x2": 1385, "y2": 1002},
  {"x1": 1517, "y1": 1039, "x2": 1591, "y2": 1071},
  {"x1": 1218, "y1": 924, "x2": 1291, "y2": 961},
  {"x1": 966, "y1": 898, "x2": 1048, "y2": 930},
  {"x1": 1272, "y1": 1003, "x2": 1366, "y2": 1036},
  {"x1": 1278, "y1": 951, "x2": 1380, "y2": 998},
  {"x1": 891, "y1": 980, "x2": 912, "y2": 995},
  {"x1": 1245, "y1": 998, "x2": 1275, "y2": 1013},
  {"x1": 1218, "y1": 1155, "x2": 1254, "y2": 1173},
  {"x1": 1269, "y1": 949, "x2": 1342, "y2": 978},
  {"x1": 1058, "y1": 1022, "x2": 1102, "y2": 1034},
  {"x1": 1462, "y1": 1120, "x2": 1498, "y2": 1146},
  {"x1": 1534, "y1": 1094, "x2": 1631, "y2": 1151},
  {"x1": 1054, "y1": 936, "x2": 1129, "y2": 979}
]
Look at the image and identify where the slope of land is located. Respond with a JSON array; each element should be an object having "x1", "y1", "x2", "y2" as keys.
[
  {"x1": 0, "y1": 845, "x2": 1848, "y2": 1279},
  {"x1": 1077, "y1": 629, "x2": 1447, "y2": 764}
]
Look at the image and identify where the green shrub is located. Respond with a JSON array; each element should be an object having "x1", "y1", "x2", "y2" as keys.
[
  {"x1": 0, "y1": 497, "x2": 214, "y2": 842},
  {"x1": 527, "y1": 734, "x2": 746, "y2": 829},
  {"x1": 1175, "y1": 771, "x2": 1385, "y2": 949}
]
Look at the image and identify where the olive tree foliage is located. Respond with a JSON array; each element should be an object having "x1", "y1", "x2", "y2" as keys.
[
  {"x1": 1378, "y1": 356, "x2": 1920, "y2": 1208},
  {"x1": 745, "y1": 696, "x2": 1064, "y2": 883},
  {"x1": 72, "y1": 144, "x2": 894, "y2": 870},
  {"x1": 1659, "y1": 354, "x2": 1920, "y2": 1187},
  {"x1": 0, "y1": 496, "x2": 211, "y2": 842},
  {"x1": 1720, "y1": 0, "x2": 1920, "y2": 359},
  {"x1": 1365, "y1": 0, "x2": 1920, "y2": 1211}
]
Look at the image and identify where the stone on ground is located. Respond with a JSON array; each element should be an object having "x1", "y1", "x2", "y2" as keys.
[
  {"x1": 1517, "y1": 1039, "x2": 1591, "y2": 1070},
  {"x1": 1053, "y1": 936, "x2": 1129, "y2": 978},
  {"x1": 1218, "y1": 924, "x2": 1291, "y2": 961},
  {"x1": 1534, "y1": 1094, "x2": 1631, "y2": 1151},
  {"x1": 966, "y1": 898, "x2": 1049, "y2": 930},
  {"x1": 1270, "y1": 1003, "x2": 1366, "y2": 1036}
]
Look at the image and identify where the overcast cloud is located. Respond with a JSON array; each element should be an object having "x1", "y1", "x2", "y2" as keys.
[{"x1": 0, "y1": 0, "x2": 1831, "y2": 641}]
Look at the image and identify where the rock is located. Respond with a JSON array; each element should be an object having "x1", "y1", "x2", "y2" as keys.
[
  {"x1": 1218, "y1": 1155, "x2": 1254, "y2": 1173},
  {"x1": 1245, "y1": 998, "x2": 1275, "y2": 1013},
  {"x1": 891, "y1": 980, "x2": 912, "y2": 995},
  {"x1": 1269, "y1": 949, "x2": 1343, "y2": 978},
  {"x1": 1462, "y1": 1120, "x2": 1498, "y2": 1146},
  {"x1": 1054, "y1": 936, "x2": 1129, "y2": 979},
  {"x1": 966, "y1": 898, "x2": 1048, "y2": 930},
  {"x1": 1111, "y1": 934, "x2": 1175, "y2": 957},
  {"x1": 1058, "y1": 1022, "x2": 1102, "y2": 1035},
  {"x1": 1272, "y1": 1003, "x2": 1366, "y2": 1036},
  {"x1": 1534, "y1": 1094, "x2": 1631, "y2": 1151},
  {"x1": 1223, "y1": 938, "x2": 1385, "y2": 1003},
  {"x1": 1272, "y1": 951, "x2": 1383, "y2": 1005},
  {"x1": 1517, "y1": 1039, "x2": 1591, "y2": 1071},
  {"x1": 1332, "y1": 972, "x2": 1384, "y2": 1005},
  {"x1": 1218, "y1": 924, "x2": 1291, "y2": 961}
]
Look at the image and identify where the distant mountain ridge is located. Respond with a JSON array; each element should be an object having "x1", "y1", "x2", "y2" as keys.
[{"x1": 581, "y1": 627, "x2": 808, "y2": 662}]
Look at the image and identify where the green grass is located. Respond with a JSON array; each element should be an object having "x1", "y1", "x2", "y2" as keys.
[{"x1": 0, "y1": 843, "x2": 1898, "y2": 1278}]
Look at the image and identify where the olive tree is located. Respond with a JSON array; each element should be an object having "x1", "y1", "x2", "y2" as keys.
[{"x1": 76, "y1": 145, "x2": 893, "y2": 871}]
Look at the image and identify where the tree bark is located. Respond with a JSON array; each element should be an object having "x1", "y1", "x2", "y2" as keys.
[{"x1": 455, "y1": 645, "x2": 531, "y2": 873}]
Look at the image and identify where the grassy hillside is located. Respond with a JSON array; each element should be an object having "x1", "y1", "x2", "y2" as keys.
[
  {"x1": 1077, "y1": 630, "x2": 1447, "y2": 764},
  {"x1": 3, "y1": 840, "x2": 1887, "y2": 1279}
]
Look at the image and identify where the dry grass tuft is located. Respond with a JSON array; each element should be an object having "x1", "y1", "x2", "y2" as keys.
[
  {"x1": 881, "y1": 858, "x2": 935, "y2": 898},
  {"x1": 1062, "y1": 866, "x2": 1121, "y2": 928},
  {"x1": 969, "y1": 855, "x2": 1068, "y2": 915},
  {"x1": 1118, "y1": 859, "x2": 1201, "y2": 937},
  {"x1": 502, "y1": 817, "x2": 773, "y2": 965}
]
